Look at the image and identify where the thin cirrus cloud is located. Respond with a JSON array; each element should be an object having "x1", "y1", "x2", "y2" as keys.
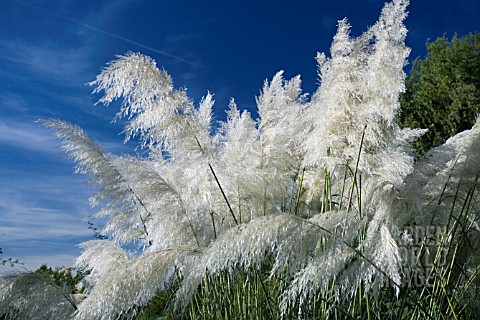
[
  {"x1": 12, "y1": 0, "x2": 199, "y2": 68},
  {"x1": 0, "y1": 206, "x2": 90, "y2": 243},
  {"x1": 0, "y1": 107, "x2": 97, "y2": 274},
  {"x1": 0, "y1": 93, "x2": 30, "y2": 113},
  {"x1": 0, "y1": 39, "x2": 91, "y2": 85},
  {"x1": 0, "y1": 94, "x2": 132, "y2": 160},
  {"x1": 0, "y1": 169, "x2": 92, "y2": 273},
  {"x1": 0, "y1": 119, "x2": 59, "y2": 153}
]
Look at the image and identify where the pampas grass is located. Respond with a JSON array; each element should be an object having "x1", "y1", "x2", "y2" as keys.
[{"x1": 1, "y1": 0, "x2": 479, "y2": 318}]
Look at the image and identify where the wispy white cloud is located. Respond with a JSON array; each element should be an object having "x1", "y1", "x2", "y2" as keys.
[
  {"x1": 0, "y1": 167, "x2": 92, "y2": 228},
  {"x1": 0, "y1": 167, "x2": 93, "y2": 272},
  {"x1": 12, "y1": 0, "x2": 199, "y2": 67},
  {"x1": 0, "y1": 208, "x2": 91, "y2": 242},
  {"x1": 0, "y1": 40, "x2": 91, "y2": 84},
  {"x1": 0, "y1": 113, "x2": 130, "y2": 155},
  {"x1": 0, "y1": 116, "x2": 132, "y2": 272},
  {"x1": 0, "y1": 119, "x2": 58, "y2": 153},
  {"x1": 0, "y1": 93, "x2": 30, "y2": 113}
]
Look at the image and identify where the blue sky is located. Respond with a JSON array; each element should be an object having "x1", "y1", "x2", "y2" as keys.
[{"x1": 0, "y1": 0, "x2": 478, "y2": 273}]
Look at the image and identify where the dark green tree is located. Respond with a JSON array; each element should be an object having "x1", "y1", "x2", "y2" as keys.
[
  {"x1": 36, "y1": 264, "x2": 85, "y2": 294},
  {"x1": 399, "y1": 33, "x2": 480, "y2": 156}
]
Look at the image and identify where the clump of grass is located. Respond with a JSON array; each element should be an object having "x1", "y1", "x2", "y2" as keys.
[
  {"x1": 2, "y1": 1, "x2": 479, "y2": 319},
  {"x1": 177, "y1": 184, "x2": 479, "y2": 320},
  {"x1": 136, "y1": 139, "x2": 479, "y2": 319}
]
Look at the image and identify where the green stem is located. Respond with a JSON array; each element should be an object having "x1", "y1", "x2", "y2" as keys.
[{"x1": 347, "y1": 124, "x2": 366, "y2": 216}]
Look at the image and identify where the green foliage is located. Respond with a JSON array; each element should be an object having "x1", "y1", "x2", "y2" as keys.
[
  {"x1": 399, "y1": 33, "x2": 480, "y2": 156},
  {"x1": 139, "y1": 217, "x2": 480, "y2": 319},
  {"x1": 188, "y1": 266, "x2": 280, "y2": 320},
  {"x1": 36, "y1": 264, "x2": 85, "y2": 294}
]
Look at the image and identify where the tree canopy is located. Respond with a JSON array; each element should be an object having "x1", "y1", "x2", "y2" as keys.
[{"x1": 399, "y1": 33, "x2": 480, "y2": 156}]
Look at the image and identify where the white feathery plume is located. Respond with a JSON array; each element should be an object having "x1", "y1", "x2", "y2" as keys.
[
  {"x1": 90, "y1": 52, "x2": 211, "y2": 162},
  {"x1": 40, "y1": 119, "x2": 151, "y2": 245},
  {"x1": 175, "y1": 214, "x2": 305, "y2": 308},
  {"x1": 400, "y1": 118, "x2": 480, "y2": 227},
  {"x1": 301, "y1": 0, "x2": 421, "y2": 209},
  {"x1": 280, "y1": 211, "x2": 367, "y2": 314},
  {"x1": 176, "y1": 210, "x2": 365, "y2": 311},
  {"x1": 41, "y1": 119, "x2": 194, "y2": 249},
  {"x1": 111, "y1": 156, "x2": 197, "y2": 249},
  {"x1": 215, "y1": 99, "x2": 263, "y2": 223},
  {"x1": 75, "y1": 240, "x2": 129, "y2": 290},
  {"x1": 398, "y1": 118, "x2": 480, "y2": 273},
  {"x1": 298, "y1": 0, "x2": 417, "y2": 301},
  {"x1": 75, "y1": 244, "x2": 199, "y2": 320},
  {"x1": 255, "y1": 71, "x2": 307, "y2": 215}
]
